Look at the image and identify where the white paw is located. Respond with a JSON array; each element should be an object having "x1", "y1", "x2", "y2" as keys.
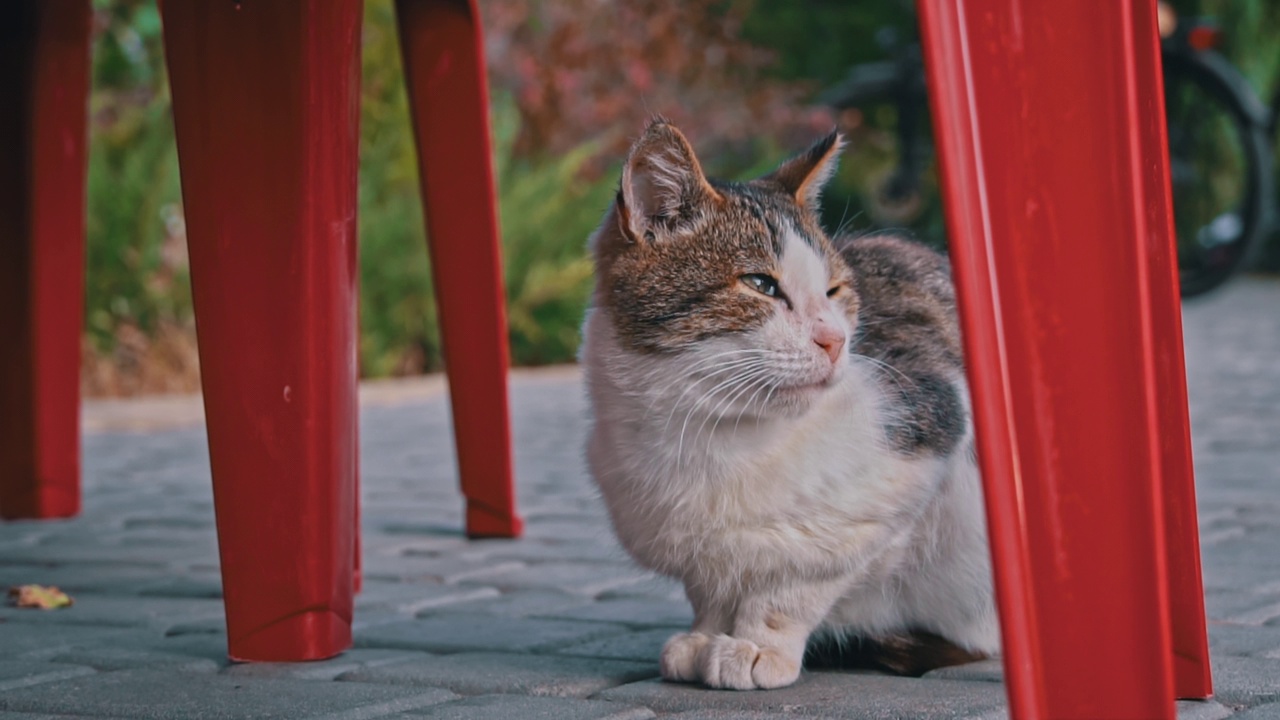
[
  {"x1": 660, "y1": 631, "x2": 709, "y2": 683},
  {"x1": 695, "y1": 635, "x2": 801, "y2": 690}
]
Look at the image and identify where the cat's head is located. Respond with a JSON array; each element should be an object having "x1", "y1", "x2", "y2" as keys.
[{"x1": 590, "y1": 119, "x2": 857, "y2": 418}]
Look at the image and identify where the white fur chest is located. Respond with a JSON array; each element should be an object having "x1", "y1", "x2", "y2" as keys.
[{"x1": 581, "y1": 312, "x2": 944, "y2": 584}]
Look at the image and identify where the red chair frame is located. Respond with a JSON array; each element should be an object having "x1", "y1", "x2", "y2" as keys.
[
  {"x1": 3, "y1": 1, "x2": 1210, "y2": 709},
  {"x1": 920, "y1": 0, "x2": 1211, "y2": 716},
  {"x1": 2, "y1": 0, "x2": 522, "y2": 662}
]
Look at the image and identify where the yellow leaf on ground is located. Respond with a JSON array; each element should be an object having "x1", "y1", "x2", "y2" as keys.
[{"x1": 7, "y1": 585, "x2": 74, "y2": 610}]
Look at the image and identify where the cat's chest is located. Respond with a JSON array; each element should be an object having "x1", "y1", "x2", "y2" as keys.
[{"x1": 665, "y1": 402, "x2": 905, "y2": 522}]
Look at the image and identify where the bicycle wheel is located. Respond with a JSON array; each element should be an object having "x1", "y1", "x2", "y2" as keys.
[{"x1": 1163, "y1": 52, "x2": 1272, "y2": 297}]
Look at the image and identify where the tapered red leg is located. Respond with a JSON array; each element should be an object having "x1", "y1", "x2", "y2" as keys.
[
  {"x1": 919, "y1": 0, "x2": 1210, "y2": 717},
  {"x1": 161, "y1": 0, "x2": 362, "y2": 661},
  {"x1": 395, "y1": 0, "x2": 522, "y2": 538},
  {"x1": 0, "y1": 0, "x2": 90, "y2": 521}
]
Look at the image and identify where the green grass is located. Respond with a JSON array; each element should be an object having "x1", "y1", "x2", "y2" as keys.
[{"x1": 85, "y1": 0, "x2": 618, "y2": 383}]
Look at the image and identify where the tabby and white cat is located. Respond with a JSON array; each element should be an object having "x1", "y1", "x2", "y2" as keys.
[{"x1": 580, "y1": 119, "x2": 998, "y2": 690}]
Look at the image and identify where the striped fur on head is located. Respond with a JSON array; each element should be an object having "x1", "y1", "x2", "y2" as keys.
[{"x1": 593, "y1": 119, "x2": 853, "y2": 356}]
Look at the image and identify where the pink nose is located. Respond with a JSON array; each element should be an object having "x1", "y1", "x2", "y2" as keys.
[{"x1": 813, "y1": 321, "x2": 845, "y2": 364}]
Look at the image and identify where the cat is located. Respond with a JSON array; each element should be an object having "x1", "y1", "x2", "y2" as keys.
[{"x1": 580, "y1": 118, "x2": 999, "y2": 691}]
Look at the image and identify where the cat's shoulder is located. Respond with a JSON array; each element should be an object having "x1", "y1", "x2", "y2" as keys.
[{"x1": 834, "y1": 233, "x2": 954, "y2": 309}]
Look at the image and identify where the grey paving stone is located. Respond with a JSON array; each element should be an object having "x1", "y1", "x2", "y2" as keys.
[
  {"x1": 520, "y1": 522, "x2": 619, "y2": 545},
  {"x1": 0, "y1": 564, "x2": 168, "y2": 595},
  {"x1": 0, "y1": 595, "x2": 225, "y2": 633},
  {"x1": 1177, "y1": 700, "x2": 1235, "y2": 720},
  {"x1": 554, "y1": 629, "x2": 672, "y2": 663},
  {"x1": 137, "y1": 575, "x2": 224, "y2": 599},
  {"x1": 47, "y1": 646, "x2": 220, "y2": 673},
  {"x1": 1205, "y1": 592, "x2": 1280, "y2": 625},
  {"x1": 355, "y1": 614, "x2": 630, "y2": 654},
  {"x1": 121, "y1": 515, "x2": 214, "y2": 530},
  {"x1": 1209, "y1": 623, "x2": 1280, "y2": 657},
  {"x1": 0, "y1": 668, "x2": 458, "y2": 719},
  {"x1": 595, "y1": 576, "x2": 687, "y2": 602},
  {"x1": 162, "y1": 617, "x2": 227, "y2": 636},
  {"x1": 0, "y1": 624, "x2": 136, "y2": 659},
  {"x1": 436, "y1": 590, "x2": 592, "y2": 618},
  {"x1": 1233, "y1": 703, "x2": 1280, "y2": 719},
  {"x1": 359, "y1": 535, "x2": 472, "y2": 559},
  {"x1": 360, "y1": 555, "x2": 525, "y2": 586},
  {"x1": 533, "y1": 597, "x2": 693, "y2": 629},
  {"x1": 224, "y1": 649, "x2": 431, "y2": 681},
  {"x1": 353, "y1": 582, "x2": 500, "y2": 615},
  {"x1": 0, "y1": 661, "x2": 95, "y2": 692},
  {"x1": 655, "y1": 707, "x2": 803, "y2": 712},
  {"x1": 1210, "y1": 655, "x2": 1280, "y2": 708},
  {"x1": 594, "y1": 672, "x2": 1008, "y2": 719},
  {"x1": 0, "y1": 542, "x2": 210, "y2": 567},
  {"x1": 922, "y1": 659, "x2": 1003, "y2": 683},
  {"x1": 399, "y1": 694, "x2": 655, "y2": 720},
  {"x1": 340, "y1": 651, "x2": 656, "y2": 698},
  {"x1": 133, "y1": 633, "x2": 236, "y2": 667},
  {"x1": 460, "y1": 539, "x2": 628, "y2": 565},
  {"x1": 457, "y1": 562, "x2": 653, "y2": 597}
]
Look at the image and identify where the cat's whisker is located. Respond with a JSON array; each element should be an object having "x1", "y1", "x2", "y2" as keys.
[
  {"x1": 697, "y1": 367, "x2": 773, "y2": 453},
  {"x1": 673, "y1": 365, "x2": 766, "y2": 445},
  {"x1": 721, "y1": 376, "x2": 769, "y2": 445},
  {"x1": 658, "y1": 357, "x2": 774, "y2": 431},
  {"x1": 675, "y1": 364, "x2": 768, "y2": 469},
  {"x1": 646, "y1": 354, "x2": 769, "y2": 422},
  {"x1": 732, "y1": 374, "x2": 777, "y2": 439},
  {"x1": 850, "y1": 353, "x2": 918, "y2": 395}
]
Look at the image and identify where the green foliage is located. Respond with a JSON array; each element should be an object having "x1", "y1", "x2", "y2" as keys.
[
  {"x1": 85, "y1": 1, "x2": 187, "y2": 349},
  {"x1": 82, "y1": 0, "x2": 1280, "y2": 392},
  {"x1": 740, "y1": 0, "x2": 913, "y2": 87},
  {"x1": 356, "y1": 0, "x2": 435, "y2": 376},
  {"x1": 355, "y1": 0, "x2": 614, "y2": 373},
  {"x1": 492, "y1": 97, "x2": 616, "y2": 366},
  {"x1": 85, "y1": 0, "x2": 618, "y2": 379}
]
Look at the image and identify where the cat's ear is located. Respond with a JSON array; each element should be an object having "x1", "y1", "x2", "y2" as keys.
[
  {"x1": 617, "y1": 118, "x2": 721, "y2": 243},
  {"x1": 763, "y1": 130, "x2": 846, "y2": 212}
]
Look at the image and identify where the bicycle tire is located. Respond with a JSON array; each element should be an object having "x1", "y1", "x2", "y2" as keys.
[{"x1": 1163, "y1": 51, "x2": 1273, "y2": 298}]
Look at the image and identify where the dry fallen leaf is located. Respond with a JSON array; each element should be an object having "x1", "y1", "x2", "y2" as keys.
[{"x1": 7, "y1": 585, "x2": 74, "y2": 610}]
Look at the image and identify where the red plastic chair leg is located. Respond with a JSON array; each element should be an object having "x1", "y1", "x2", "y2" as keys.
[
  {"x1": 0, "y1": 0, "x2": 90, "y2": 521},
  {"x1": 395, "y1": 0, "x2": 523, "y2": 539},
  {"x1": 919, "y1": 1, "x2": 1212, "y2": 717},
  {"x1": 160, "y1": 0, "x2": 362, "y2": 662}
]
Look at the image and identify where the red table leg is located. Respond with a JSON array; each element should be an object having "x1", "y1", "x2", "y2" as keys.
[
  {"x1": 161, "y1": 0, "x2": 361, "y2": 662},
  {"x1": 0, "y1": 0, "x2": 90, "y2": 521},
  {"x1": 395, "y1": 0, "x2": 522, "y2": 539},
  {"x1": 918, "y1": 0, "x2": 1211, "y2": 717}
]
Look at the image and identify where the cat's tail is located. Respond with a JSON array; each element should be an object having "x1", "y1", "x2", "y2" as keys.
[{"x1": 805, "y1": 629, "x2": 988, "y2": 678}]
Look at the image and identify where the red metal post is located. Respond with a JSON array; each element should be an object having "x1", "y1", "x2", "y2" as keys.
[
  {"x1": 918, "y1": 0, "x2": 1211, "y2": 717},
  {"x1": 0, "y1": 0, "x2": 90, "y2": 521},
  {"x1": 161, "y1": 0, "x2": 362, "y2": 661},
  {"x1": 395, "y1": 0, "x2": 523, "y2": 538}
]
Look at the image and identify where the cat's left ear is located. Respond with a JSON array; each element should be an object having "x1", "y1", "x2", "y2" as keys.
[
  {"x1": 762, "y1": 130, "x2": 846, "y2": 212},
  {"x1": 618, "y1": 119, "x2": 722, "y2": 243}
]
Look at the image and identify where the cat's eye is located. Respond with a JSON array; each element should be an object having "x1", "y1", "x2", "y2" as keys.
[
  {"x1": 741, "y1": 274, "x2": 780, "y2": 298},
  {"x1": 827, "y1": 284, "x2": 844, "y2": 298}
]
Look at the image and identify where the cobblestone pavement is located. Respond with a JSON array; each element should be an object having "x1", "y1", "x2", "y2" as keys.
[{"x1": 3, "y1": 278, "x2": 1280, "y2": 719}]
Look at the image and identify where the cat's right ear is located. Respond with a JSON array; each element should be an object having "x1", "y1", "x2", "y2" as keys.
[{"x1": 617, "y1": 119, "x2": 721, "y2": 243}]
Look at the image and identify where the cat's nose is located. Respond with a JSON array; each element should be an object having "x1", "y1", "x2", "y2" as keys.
[{"x1": 813, "y1": 321, "x2": 845, "y2": 364}]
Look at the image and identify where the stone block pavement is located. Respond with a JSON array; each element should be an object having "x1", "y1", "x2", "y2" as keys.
[{"x1": 2, "y1": 278, "x2": 1280, "y2": 719}]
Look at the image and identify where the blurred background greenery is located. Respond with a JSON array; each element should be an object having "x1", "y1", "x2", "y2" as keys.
[{"x1": 82, "y1": 0, "x2": 1280, "y2": 395}]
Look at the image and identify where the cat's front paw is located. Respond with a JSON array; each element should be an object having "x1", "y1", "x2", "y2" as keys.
[
  {"x1": 696, "y1": 635, "x2": 801, "y2": 690},
  {"x1": 660, "y1": 631, "x2": 710, "y2": 683}
]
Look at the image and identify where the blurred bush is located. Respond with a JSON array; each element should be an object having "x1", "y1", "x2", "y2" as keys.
[
  {"x1": 82, "y1": 0, "x2": 834, "y2": 395},
  {"x1": 80, "y1": 0, "x2": 1280, "y2": 395}
]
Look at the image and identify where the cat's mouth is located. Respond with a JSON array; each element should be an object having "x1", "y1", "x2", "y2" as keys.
[{"x1": 777, "y1": 370, "x2": 840, "y2": 396}]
